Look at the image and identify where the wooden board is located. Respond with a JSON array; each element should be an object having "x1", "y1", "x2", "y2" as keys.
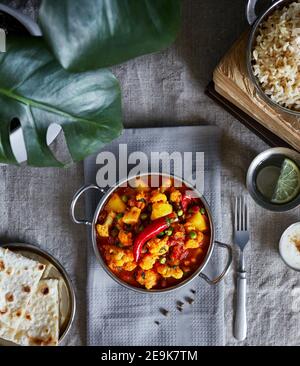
[{"x1": 213, "y1": 33, "x2": 300, "y2": 152}]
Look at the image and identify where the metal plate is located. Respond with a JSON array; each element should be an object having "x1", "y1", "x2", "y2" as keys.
[{"x1": 0, "y1": 243, "x2": 76, "y2": 346}]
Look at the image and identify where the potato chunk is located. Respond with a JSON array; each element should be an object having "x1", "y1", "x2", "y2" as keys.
[
  {"x1": 122, "y1": 207, "x2": 141, "y2": 225},
  {"x1": 106, "y1": 193, "x2": 126, "y2": 213},
  {"x1": 123, "y1": 262, "x2": 137, "y2": 271},
  {"x1": 151, "y1": 202, "x2": 173, "y2": 221},
  {"x1": 150, "y1": 192, "x2": 167, "y2": 203},
  {"x1": 188, "y1": 212, "x2": 209, "y2": 232}
]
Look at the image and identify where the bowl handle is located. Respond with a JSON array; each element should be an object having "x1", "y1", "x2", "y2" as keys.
[
  {"x1": 246, "y1": 0, "x2": 278, "y2": 25},
  {"x1": 246, "y1": 0, "x2": 259, "y2": 25},
  {"x1": 70, "y1": 184, "x2": 104, "y2": 226},
  {"x1": 199, "y1": 241, "x2": 232, "y2": 285}
]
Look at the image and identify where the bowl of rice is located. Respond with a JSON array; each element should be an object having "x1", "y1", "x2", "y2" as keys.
[{"x1": 247, "y1": 0, "x2": 300, "y2": 116}]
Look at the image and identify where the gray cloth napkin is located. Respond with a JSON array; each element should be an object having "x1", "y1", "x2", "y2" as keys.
[{"x1": 84, "y1": 126, "x2": 225, "y2": 346}]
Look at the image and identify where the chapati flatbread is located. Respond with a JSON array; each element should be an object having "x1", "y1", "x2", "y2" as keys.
[
  {"x1": 13, "y1": 279, "x2": 59, "y2": 346},
  {"x1": 0, "y1": 247, "x2": 45, "y2": 330},
  {"x1": 0, "y1": 319, "x2": 15, "y2": 342}
]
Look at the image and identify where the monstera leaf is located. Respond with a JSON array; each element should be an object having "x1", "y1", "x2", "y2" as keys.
[
  {"x1": 0, "y1": 37, "x2": 122, "y2": 167},
  {"x1": 39, "y1": 0, "x2": 181, "y2": 72}
]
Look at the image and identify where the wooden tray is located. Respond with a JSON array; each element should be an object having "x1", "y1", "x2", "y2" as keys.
[{"x1": 208, "y1": 32, "x2": 300, "y2": 152}]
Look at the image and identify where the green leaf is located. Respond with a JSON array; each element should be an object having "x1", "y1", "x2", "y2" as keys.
[
  {"x1": 0, "y1": 37, "x2": 122, "y2": 167},
  {"x1": 39, "y1": 0, "x2": 181, "y2": 72}
]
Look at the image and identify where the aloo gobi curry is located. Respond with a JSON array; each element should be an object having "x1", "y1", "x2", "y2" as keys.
[{"x1": 96, "y1": 176, "x2": 211, "y2": 290}]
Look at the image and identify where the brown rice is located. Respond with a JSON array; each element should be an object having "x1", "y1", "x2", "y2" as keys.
[{"x1": 252, "y1": 1, "x2": 300, "y2": 111}]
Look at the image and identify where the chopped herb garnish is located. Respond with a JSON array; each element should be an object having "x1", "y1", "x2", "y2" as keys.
[
  {"x1": 141, "y1": 213, "x2": 148, "y2": 220},
  {"x1": 200, "y1": 208, "x2": 206, "y2": 214},
  {"x1": 111, "y1": 228, "x2": 118, "y2": 237},
  {"x1": 116, "y1": 213, "x2": 123, "y2": 220},
  {"x1": 157, "y1": 231, "x2": 165, "y2": 238},
  {"x1": 166, "y1": 217, "x2": 172, "y2": 226},
  {"x1": 159, "y1": 257, "x2": 166, "y2": 264},
  {"x1": 121, "y1": 194, "x2": 128, "y2": 203},
  {"x1": 165, "y1": 228, "x2": 173, "y2": 236}
]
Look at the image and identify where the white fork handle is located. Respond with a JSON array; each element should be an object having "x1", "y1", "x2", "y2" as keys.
[{"x1": 234, "y1": 271, "x2": 247, "y2": 341}]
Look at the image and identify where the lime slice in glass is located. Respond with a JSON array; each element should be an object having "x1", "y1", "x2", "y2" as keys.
[{"x1": 271, "y1": 158, "x2": 300, "y2": 204}]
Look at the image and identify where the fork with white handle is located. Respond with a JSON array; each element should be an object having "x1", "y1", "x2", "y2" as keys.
[{"x1": 233, "y1": 196, "x2": 250, "y2": 341}]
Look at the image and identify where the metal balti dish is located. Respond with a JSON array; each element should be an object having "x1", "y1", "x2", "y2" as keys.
[
  {"x1": 0, "y1": 243, "x2": 76, "y2": 346},
  {"x1": 71, "y1": 173, "x2": 232, "y2": 294},
  {"x1": 246, "y1": 0, "x2": 300, "y2": 117}
]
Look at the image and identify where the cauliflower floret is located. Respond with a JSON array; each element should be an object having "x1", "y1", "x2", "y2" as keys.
[
  {"x1": 184, "y1": 222, "x2": 196, "y2": 232},
  {"x1": 147, "y1": 236, "x2": 169, "y2": 255},
  {"x1": 122, "y1": 207, "x2": 141, "y2": 225},
  {"x1": 150, "y1": 191, "x2": 167, "y2": 203},
  {"x1": 132, "y1": 177, "x2": 150, "y2": 191},
  {"x1": 139, "y1": 254, "x2": 157, "y2": 270},
  {"x1": 173, "y1": 226, "x2": 185, "y2": 240},
  {"x1": 160, "y1": 177, "x2": 173, "y2": 192},
  {"x1": 105, "y1": 246, "x2": 135, "y2": 269},
  {"x1": 156, "y1": 264, "x2": 183, "y2": 279},
  {"x1": 136, "y1": 269, "x2": 159, "y2": 289},
  {"x1": 184, "y1": 232, "x2": 204, "y2": 249},
  {"x1": 96, "y1": 211, "x2": 116, "y2": 237},
  {"x1": 136, "y1": 191, "x2": 149, "y2": 202},
  {"x1": 118, "y1": 230, "x2": 133, "y2": 247},
  {"x1": 170, "y1": 190, "x2": 182, "y2": 204}
]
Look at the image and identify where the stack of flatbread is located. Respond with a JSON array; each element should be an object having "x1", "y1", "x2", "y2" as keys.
[{"x1": 0, "y1": 247, "x2": 60, "y2": 346}]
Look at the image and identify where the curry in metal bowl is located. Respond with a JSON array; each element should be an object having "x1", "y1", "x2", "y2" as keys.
[{"x1": 95, "y1": 176, "x2": 211, "y2": 290}]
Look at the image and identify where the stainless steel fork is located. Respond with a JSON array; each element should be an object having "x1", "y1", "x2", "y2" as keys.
[{"x1": 233, "y1": 196, "x2": 250, "y2": 341}]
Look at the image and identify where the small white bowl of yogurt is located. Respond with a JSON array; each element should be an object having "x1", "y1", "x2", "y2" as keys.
[{"x1": 279, "y1": 223, "x2": 300, "y2": 271}]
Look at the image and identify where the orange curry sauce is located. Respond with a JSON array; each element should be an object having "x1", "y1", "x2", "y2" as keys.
[{"x1": 96, "y1": 176, "x2": 210, "y2": 290}]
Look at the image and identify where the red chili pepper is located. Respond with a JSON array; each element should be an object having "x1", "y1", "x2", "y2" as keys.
[
  {"x1": 133, "y1": 213, "x2": 178, "y2": 262},
  {"x1": 181, "y1": 191, "x2": 198, "y2": 212}
]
